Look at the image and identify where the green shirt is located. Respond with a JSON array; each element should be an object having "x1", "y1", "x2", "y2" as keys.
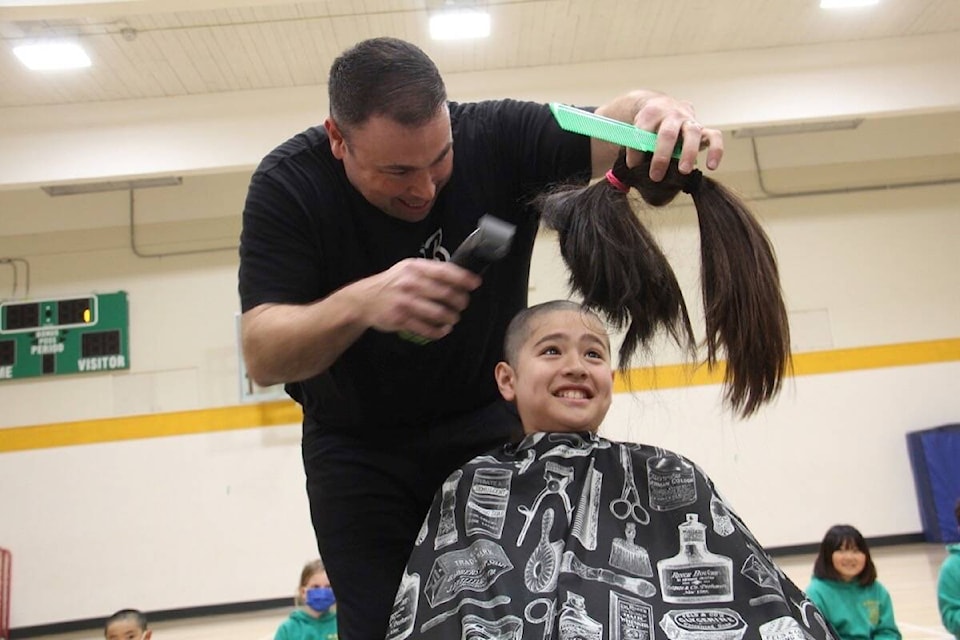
[
  {"x1": 805, "y1": 576, "x2": 901, "y2": 640},
  {"x1": 939, "y1": 543, "x2": 960, "y2": 638},
  {"x1": 274, "y1": 608, "x2": 338, "y2": 640}
]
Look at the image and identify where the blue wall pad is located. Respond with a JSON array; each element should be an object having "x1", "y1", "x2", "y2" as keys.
[{"x1": 906, "y1": 423, "x2": 960, "y2": 543}]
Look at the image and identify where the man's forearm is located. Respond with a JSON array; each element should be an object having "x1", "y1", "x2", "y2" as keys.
[
  {"x1": 241, "y1": 286, "x2": 368, "y2": 386},
  {"x1": 242, "y1": 257, "x2": 482, "y2": 385}
]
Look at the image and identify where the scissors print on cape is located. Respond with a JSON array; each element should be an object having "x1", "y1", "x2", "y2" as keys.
[{"x1": 609, "y1": 444, "x2": 650, "y2": 525}]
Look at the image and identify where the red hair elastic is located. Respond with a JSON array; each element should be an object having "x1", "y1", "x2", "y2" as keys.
[{"x1": 605, "y1": 169, "x2": 630, "y2": 193}]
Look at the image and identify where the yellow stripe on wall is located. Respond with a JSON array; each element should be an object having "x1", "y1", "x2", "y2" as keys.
[
  {"x1": 614, "y1": 337, "x2": 960, "y2": 392},
  {"x1": 2, "y1": 338, "x2": 959, "y2": 454},
  {"x1": 0, "y1": 400, "x2": 302, "y2": 453}
]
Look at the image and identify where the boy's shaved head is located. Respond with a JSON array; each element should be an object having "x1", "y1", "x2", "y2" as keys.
[
  {"x1": 503, "y1": 301, "x2": 607, "y2": 366},
  {"x1": 497, "y1": 300, "x2": 613, "y2": 434}
]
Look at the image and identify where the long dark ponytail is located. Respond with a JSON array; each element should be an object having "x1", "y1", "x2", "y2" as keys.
[{"x1": 536, "y1": 150, "x2": 790, "y2": 417}]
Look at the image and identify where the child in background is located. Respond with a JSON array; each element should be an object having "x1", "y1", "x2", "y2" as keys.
[
  {"x1": 937, "y1": 498, "x2": 960, "y2": 638},
  {"x1": 806, "y1": 524, "x2": 902, "y2": 640},
  {"x1": 104, "y1": 609, "x2": 150, "y2": 640},
  {"x1": 274, "y1": 558, "x2": 338, "y2": 640},
  {"x1": 387, "y1": 301, "x2": 832, "y2": 640}
]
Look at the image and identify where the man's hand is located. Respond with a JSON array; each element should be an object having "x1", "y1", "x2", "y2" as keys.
[
  {"x1": 630, "y1": 92, "x2": 724, "y2": 181},
  {"x1": 360, "y1": 258, "x2": 482, "y2": 341},
  {"x1": 242, "y1": 258, "x2": 481, "y2": 385},
  {"x1": 593, "y1": 89, "x2": 724, "y2": 182}
]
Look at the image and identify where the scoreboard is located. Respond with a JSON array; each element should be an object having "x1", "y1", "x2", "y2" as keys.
[{"x1": 0, "y1": 291, "x2": 129, "y2": 381}]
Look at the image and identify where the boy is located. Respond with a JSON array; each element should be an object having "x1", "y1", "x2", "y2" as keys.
[
  {"x1": 104, "y1": 609, "x2": 150, "y2": 640},
  {"x1": 387, "y1": 301, "x2": 832, "y2": 640},
  {"x1": 495, "y1": 300, "x2": 615, "y2": 436}
]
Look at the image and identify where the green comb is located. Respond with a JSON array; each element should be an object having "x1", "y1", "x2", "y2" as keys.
[{"x1": 549, "y1": 102, "x2": 683, "y2": 160}]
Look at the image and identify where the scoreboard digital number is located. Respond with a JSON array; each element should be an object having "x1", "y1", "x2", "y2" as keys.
[{"x1": 0, "y1": 291, "x2": 129, "y2": 381}]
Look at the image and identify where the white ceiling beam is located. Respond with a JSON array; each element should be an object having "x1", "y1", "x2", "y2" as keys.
[
  {"x1": 0, "y1": 31, "x2": 957, "y2": 189},
  {"x1": 0, "y1": 0, "x2": 328, "y2": 20}
]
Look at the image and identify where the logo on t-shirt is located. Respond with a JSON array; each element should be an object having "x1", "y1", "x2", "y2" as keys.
[{"x1": 419, "y1": 228, "x2": 451, "y2": 262}]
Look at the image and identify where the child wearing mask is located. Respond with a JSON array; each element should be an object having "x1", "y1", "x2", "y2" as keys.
[
  {"x1": 806, "y1": 524, "x2": 902, "y2": 640},
  {"x1": 274, "y1": 558, "x2": 338, "y2": 640},
  {"x1": 387, "y1": 301, "x2": 832, "y2": 640},
  {"x1": 104, "y1": 609, "x2": 150, "y2": 640}
]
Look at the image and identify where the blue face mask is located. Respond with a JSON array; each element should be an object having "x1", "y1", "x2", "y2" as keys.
[{"x1": 305, "y1": 586, "x2": 336, "y2": 613}]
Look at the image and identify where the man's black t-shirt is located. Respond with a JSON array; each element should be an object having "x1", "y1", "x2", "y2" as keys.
[{"x1": 239, "y1": 99, "x2": 591, "y2": 435}]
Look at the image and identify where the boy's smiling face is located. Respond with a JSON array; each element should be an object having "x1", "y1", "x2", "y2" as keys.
[{"x1": 495, "y1": 309, "x2": 614, "y2": 434}]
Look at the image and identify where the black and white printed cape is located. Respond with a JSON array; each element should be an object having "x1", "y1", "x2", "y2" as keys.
[{"x1": 387, "y1": 431, "x2": 834, "y2": 640}]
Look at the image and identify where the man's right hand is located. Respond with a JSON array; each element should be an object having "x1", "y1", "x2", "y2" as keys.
[
  {"x1": 359, "y1": 258, "x2": 482, "y2": 340},
  {"x1": 242, "y1": 258, "x2": 481, "y2": 386}
]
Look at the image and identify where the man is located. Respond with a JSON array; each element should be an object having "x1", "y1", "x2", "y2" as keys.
[{"x1": 239, "y1": 36, "x2": 722, "y2": 639}]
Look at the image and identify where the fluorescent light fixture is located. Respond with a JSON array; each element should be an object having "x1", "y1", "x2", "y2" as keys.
[
  {"x1": 13, "y1": 41, "x2": 91, "y2": 71},
  {"x1": 820, "y1": 0, "x2": 879, "y2": 8},
  {"x1": 41, "y1": 177, "x2": 183, "y2": 196},
  {"x1": 732, "y1": 118, "x2": 864, "y2": 138},
  {"x1": 429, "y1": 9, "x2": 491, "y2": 40}
]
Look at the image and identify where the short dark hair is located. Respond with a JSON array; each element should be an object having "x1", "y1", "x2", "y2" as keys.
[
  {"x1": 955, "y1": 497, "x2": 960, "y2": 526},
  {"x1": 328, "y1": 37, "x2": 447, "y2": 133},
  {"x1": 812, "y1": 524, "x2": 878, "y2": 587},
  {"x1": 104, "y1": 609, "x2": 147, "y2": 635},
  {"x1": 503, "y1": 300, "x2": 607, "y2": 367}
]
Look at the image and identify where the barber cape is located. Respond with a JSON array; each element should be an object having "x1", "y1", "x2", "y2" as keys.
[{"x1": 387, "y1": 431, "x2": 833, "y2": 640}]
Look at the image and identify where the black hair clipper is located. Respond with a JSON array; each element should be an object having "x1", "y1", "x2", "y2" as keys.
[
  {"x1": 449, "y1": 214, "x2": 516, "y2": 273},
  {"x1": 399, "y1": 215, "x2": 516, "y2": 344}
]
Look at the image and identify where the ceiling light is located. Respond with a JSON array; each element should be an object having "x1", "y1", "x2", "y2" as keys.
[
  {"x1": 13, "y1": 41, "x2": 91, "y2": 71},
  {"x1": 820, "y1": 0, "x2": 879, "y2": 8},
  {"x1": 429, "y1": 9, "x2": 491, "y2": 40},
  {"x1": 732, "y1": 118, "x2": 864, "y2": 138},
  {"x1": 41, "y1": 177, "x2": 183, "y2": 196}
]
